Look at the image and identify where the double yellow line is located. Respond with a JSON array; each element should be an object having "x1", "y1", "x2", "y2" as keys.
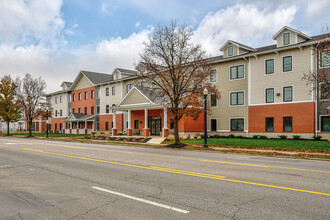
[
  {"x1": 1, "y1": 144, "x2": 329, "y2": 196},
  {"x1": 13, "y1": 140, "x2": 330, "y2": 174}
]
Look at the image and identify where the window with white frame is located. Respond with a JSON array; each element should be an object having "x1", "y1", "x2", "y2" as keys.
[
  {"x1": 231, "y1": 118, "x2": 244, "y2": 131},
  {"x1": 112, "y1": 86, "x2": 115, "y2": 95},
  {"x1": 230, "y1": 91, "x2": 244, "y2": 106},
  {"x1": 320, "y1": 51, "x2": 330, "y2": 67},
  {"x1": 106, "y1": 87, "x2": 109, "y2": 96},
  {"x1": 265, "y1": 59, "x2": 274, "y2": 74},
  {"x1": 126, "y1": 84, "x2": 133, "y2": 93},
  {"x1": 228, "y1": 46, "x2": 233, "y2": 56},
  {"x1": 283, "y1": 86, "x2": 292, "y2": 102},
  {"x1": 210, "y1": 119, "x2": 217, "y2": 131},
  {"x1": 321, "y1": 116, "x2": 330, "y2": 132},
  {"x1": 230, "y1": 65, "x2": 244, "y2": 79},
  {"x1": 55, "y1": 97, "x2": 57, "y2": 104},
  {"x1": 60, "y1": 96, "x2": 62, "y2": 103},
  {"x1": 266, "y1": 88, "x2": 274, "y2": 103},
  {"x1": 210, "y1": 69, "x2": 217, "y2": 82},
  {"x1": 283, "y1": 56, "x2": 292, "y2": 72},
  {"x1": 79, "y1": 93, "x2": 81, "y2": 100},
  {"x1": 211, "y1": 94, "x2": 217, "y2": 107},
  {"x1": 321, "y1": 83, "x2": 330, "y2": 99},
  {"x1": 283, "y1": 33, "x2": 290, "y2": 45},
  {"x1": 84, "y1": 91, "x2": 87, "y2": 100},
  {"x1": 91, "y1": 90, "x2": 95, "y2": 99}
]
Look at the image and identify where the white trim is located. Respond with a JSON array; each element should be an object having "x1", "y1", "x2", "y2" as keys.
[
  {"x1": 229, "y1": 64, "x2": 245, "y2": 81},
  {"x1": 116, "y1": 86, "x2": 153, "y2": 107},
  {"x1": 228, "y1": 45, "x2": 233, "y2": 57},
  {"x1": 249, "y1": 100, "x2": 313, "y2": 106},
  {"x1": 220, "y1": 40, "x2": 255, "y2": 52},
  {"x1": 229, "y1": 90, "x2": 245, "y2": 107},
  {"x1": 210, "y1": 118, "x2": 218, "y2": 131},
  {"x1": 295, "y1": 33, "x2": 298, "y2": 44},
  {"x1": 264, "y1": 58, "x2": 275, "y2": 75},
  {"x1": 210, "y1": 94, "x2": 218, "y2": 108},
  {"x1": 272, "y1": 26, "x2": 311, "y2": 40},
  {"x1": 210, "y1": 68, "x2": 217, "y2": 83},
  {"x1": 282, "y1": 85, "x2": 294, "y2": 102},
  {"x1": 265, "y1": 88, "x2": 275, "y2": 104},
  {"x1": 319, "y1": 115, "x2": 330, "y2": 132},
  {"x1": 248, "y1": 57, "x2": 251, "y2": 105},
  {"x1": 282, "y1": 54, "x2": 293, "y2": 73},
  {"x1": 229, "y1": 117, "x2": 246, "y2": 132},
  {"x1": 319, "y1": 50, "x2": 330, "y2": 69}
]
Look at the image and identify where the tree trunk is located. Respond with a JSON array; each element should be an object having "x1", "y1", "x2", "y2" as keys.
[
  {"x1": 28, "y1": 118, "x2": 33, "y2": 137},
  {"x1": 174, "y1": 116, "x2": 180, "y2": 145},
  {"x1": 6, "y1": 121, "x2": 10, "y2": 136}
]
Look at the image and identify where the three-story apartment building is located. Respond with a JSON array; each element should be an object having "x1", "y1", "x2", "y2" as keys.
[{"x1": 46, "y1": 26, "x2": 329, "y2": 139}]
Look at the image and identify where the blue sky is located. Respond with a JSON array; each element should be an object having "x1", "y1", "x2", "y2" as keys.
[{"x1": 0, "y1": 0, "x2": 329, "y2": 92}]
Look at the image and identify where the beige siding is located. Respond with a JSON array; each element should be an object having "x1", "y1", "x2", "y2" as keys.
[
  {"x1": 100, "y1": 82, "x2": 123, "y2": 114},
  {"x1": 239, "y1": 48, "x2": 249, "y2": 55},
  {"x1": 250, "y1": 46, "x2": 312, "y2": 105},
  {"x1": 276, "y1": 30, "x2": 297, "y2": 47},
  {"x1": 223, "y1": 43, "x2": 238, "y2": 58},
  {"x1": 120, "y1": 88, "x2": 150, "y2": 106},
  {"x1": 74, "y1": 75, "x2": 93, "y2": 90},
  {"x1": 297, "y1": 35, "x2": 307, "y2": 43},
  {"x1": 51, "y1": 92, "x2": 68, "y2": 118},
  {"x1": 209, "y1": 58, "x2": 249, "y2": 131}
]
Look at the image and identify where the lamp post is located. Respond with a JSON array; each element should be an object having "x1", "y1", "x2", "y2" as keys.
[
  {"x1": 203, "y1": 88, "x2": 208, "y2": 148},
  {"x1": 46, "y1": 107, "x2": 49, "y2": 138}
]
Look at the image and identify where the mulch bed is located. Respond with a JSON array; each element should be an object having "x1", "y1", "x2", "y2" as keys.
[{"x1": 85, "y1": 136, "x2": 151, "y2": 143}]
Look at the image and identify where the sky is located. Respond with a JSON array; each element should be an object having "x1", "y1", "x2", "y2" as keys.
[{"x1": 0, "y1": 0, "x2": 329, "y2": 92}]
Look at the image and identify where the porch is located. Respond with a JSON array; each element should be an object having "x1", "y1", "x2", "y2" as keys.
[{"x1": 62, "y1": 113, "x2": 96, "y2": 134}]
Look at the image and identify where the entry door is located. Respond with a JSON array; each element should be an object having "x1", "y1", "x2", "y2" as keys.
[{"x1": 149, "y1": 116, "x2": 162, "y2": 136}]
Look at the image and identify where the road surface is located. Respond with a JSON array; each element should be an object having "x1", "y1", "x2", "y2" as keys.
[{"x1": 0, "y1": 137, "x2": 329, "y2": 219}]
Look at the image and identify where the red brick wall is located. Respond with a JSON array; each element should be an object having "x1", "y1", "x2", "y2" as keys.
[
  {"x1": 71, "y1": 87, "x2": 96, "y2": 114},
  {"x1": 24, "y1": 116, "x2": 47, "y2": 132},
  {"x1": 249, "y1": 102, "x2": 315, "y2": 133},
  {"x1": 99, "y1": 114, "x2": 123, "y2": 132},
  {"x1": 51, "y1": 117, "x2": 67, "y2": 131}
]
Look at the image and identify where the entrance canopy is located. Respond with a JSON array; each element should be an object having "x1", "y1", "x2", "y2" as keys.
[{"x1": 62, "y1": 113, "x2": 96, "y2": 122}]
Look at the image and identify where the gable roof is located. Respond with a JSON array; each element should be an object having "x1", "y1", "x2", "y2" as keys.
[
  {"x1": 273, "y1": 26, "x2": 311, "y2": 40},
  {"x1": 219, "y1": 40, "x2": 255, "y2": 52},
  {"x1": 64, "y1": 113, "x2": 95, "y2": 121},
  {"x1": 81, "y1": 70, "x2": 113, "y2": 84},
  {"x1": 116, "y1": 68, "x2": 138, "y2": 75}
]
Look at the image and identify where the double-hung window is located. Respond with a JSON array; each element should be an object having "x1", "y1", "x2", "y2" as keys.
[
  {"x1": 84, "y1": 91, "x2": 87, "y2": 100},
  {"x1": 283, "y1": 56, "x2": 292, "y2": 72},
  {"x1": 55, "y1": 97, "x2": 57, "y2": 104},
  {"x1": 321, "y1": 116, "x2": 330, "y2": 132},
  {"x1": 266, "y1": 88, "x2": 274, "y2": 103},
  {"x1": 231, "y1": 119, "x2": 244, "y2": 131},
  {"x1": 210, "y1": 69, "x2": 217, "y2": 82},
  {"x1": 320, "y1": 51, "x2": 330, "y2": 67},
  {"x1": 321, "y1": 83, "x2": 330, "y2": 99},
  {"x1": 72, "y1": 94, "x2": 75, "y2": 101},
  {"x1": 60, "y1": 110, "x2": 62, "y2": 117},
  {"x1": 91, "y1": 90, "x2": 94, "y2": 99},
  {"x1": 230, "y1": 91, "x2": 244, "y2": 106},
  {"x1": 283, "y1": 117, "x2": 292, "y2": 132},
  {"x1": 112, "y1": 86, "x2": 116, "y2": 95},
  {"x1": 283, "y1": 86, "x2": 292, "y2": 102},
  {"x1": 106, "y1": 87, "x2": 109, "y2": 96},
  {"x1": 228, "y1": 46, "x2": 233, "y2": 56},
  {"x1": 211, "y1": 94, "x2": 217, "y2": 107},
  {"x1": 84, "y1": 107, "x2": 87, "y2": 115},
  {"x1": 265, "y1": 59, "x2": 274, "y2": 74},
  {"x1": 230, "y1": 65, "x2": 244, "y2": 79},
  {"x1": 283, "y1": 33, "x2": 290, "y2": 45},
  {"x1": 106, "y1": 105, "x2": 110, "y2": 113},
  {"x1": 78, "y1": 93, "x2": 81, "y2": 100},
  {"x1": 60, "y1": 96, "x2": 62, "y2": 103},
  {"x1": 126, "y1": 84, "x2": 133, "y2": 93}
]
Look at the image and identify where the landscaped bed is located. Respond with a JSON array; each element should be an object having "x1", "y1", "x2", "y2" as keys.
[
  {"x1": 164, "y1": 138, "x2": 330, "y2": 153},
  {"x1": 0, "y1": 133, "x2": 89, "y2": 137},
  {"x1": 85, "y1": 136, "x2": 151, "y2": 143}
]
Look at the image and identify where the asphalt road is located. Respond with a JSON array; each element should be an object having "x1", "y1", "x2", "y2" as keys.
[{"x1": 0, "y1": 137, "x2": 329, "y2": 220}]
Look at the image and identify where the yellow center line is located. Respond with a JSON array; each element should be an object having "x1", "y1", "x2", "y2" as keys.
[
  {"x1": 0, "y1": 144, "x2": 329, "y2": 197},
  {"x1": 6, "y1": 140, "x2": 329, "y2": 174}
]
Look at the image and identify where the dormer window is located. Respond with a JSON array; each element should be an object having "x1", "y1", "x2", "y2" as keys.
[
  {"x1": 283, "y1": 33, "x2": 290, "y2": 45},
  {"x1": 228, "y1": 46, "x2": 233, "y2": 56},
  {"x1": 115, "y1": 71, "x2": 119, "y2": 80}
]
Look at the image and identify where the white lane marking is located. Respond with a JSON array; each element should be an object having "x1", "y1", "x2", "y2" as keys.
[
  {"x1": 5, "y1": 143, "x2": 31, "y2": 145},
  {"x1": 0, "y1": 165, "x2": 12, "y2": 168},
  {"x1": 92, "y1": 186, "x2": 189, "y2": 214}
]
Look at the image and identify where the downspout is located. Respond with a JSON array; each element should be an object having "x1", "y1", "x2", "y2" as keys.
[
  {"x1": 243, "y1": 56, "x2": 249, "y2": 138},
  {"x1": 313, "y1": 43, "x2": 319, "y2": 137}
]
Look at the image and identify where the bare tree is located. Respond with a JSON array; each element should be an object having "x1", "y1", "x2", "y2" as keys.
[
  {"x1": 302, "y1": 25, "x2": 329, "y2": 115},
  {"x1": 0, "y1": 75, "x2": 21, "y2": 135},
  {"x1": 16, "y1": 73, "x2": 46, "y2": 137},
  {"x1": 137, "y1": 21, "x2": 220, "y2": 145}
]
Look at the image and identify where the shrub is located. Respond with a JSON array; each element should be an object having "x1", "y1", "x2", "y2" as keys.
[
  {"x1": 313, "y1": 135, "x2": 322, "y2": 141},
  {"x1": 214, "y1": 134, "x2": 221, "y2": 138},
  {"x1": 100, "y1": 132, "x2": 105, "y2": 135},
  {"x1": 180, "y1": 135, "x2": 188, "y2": 140},
  {"x1": 236, "y1": 135, "x2": 244, "y2": 138},
  {"x1": 259, "y1": 135, "x2": 267, "y2": 139},
  {"x1": 252, "y1": 135, "x2": 259, "y2": 139},
  {"x1": 167, "y1": 134, "x2": 175, "y2": 140},
  {"x1": 293, "y1": 135, "x2": 301, "y2": 140},
  {"x1": 279, "y1": 135, "x2": 287, "y2": 139},
  {"x1": 228, "y1": 134, "x2": 235, "y2": 138}
]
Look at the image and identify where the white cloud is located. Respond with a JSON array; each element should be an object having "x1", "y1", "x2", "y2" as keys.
[
  {"x1": 306, "y1": 0, "x2": 330, "y2": 19},
  {"x1": 192, "y1": 4, "x2": 297, "y2": 55},
  {"x1": 64, "y1": 23, "x2": 79, "y2": 36},
  {"x1": 0, "y1": 0, "x2": 64, "y2": 45},
  {"x1": 101, "y1": 1, "x2": 118, "y2": 15}
]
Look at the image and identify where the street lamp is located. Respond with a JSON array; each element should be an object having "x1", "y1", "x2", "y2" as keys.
[
  {"x1": 203, "y1": 88, "x2": 208, "y2": 148},
  {"x1": 46, "y1": 107, "x2": 49, "y2": 138}
]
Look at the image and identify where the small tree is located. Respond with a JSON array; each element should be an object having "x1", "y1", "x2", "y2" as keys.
[
  {"x1": 0, "y1": 75, "x2": 21, "y2": 135},
  {"x1": 137, "y1": 21, "x2": 220, "y2": 145},
  {"x1": 15, "y1": 73, "x2": 46, "y2": 137}
]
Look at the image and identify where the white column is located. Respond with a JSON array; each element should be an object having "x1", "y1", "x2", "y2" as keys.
[
  {"x1": 128, "y1": 110, "x2": 131, "y2": 129},
  {"x1": 113, "y1": 110, "x2": 117, "y2": 129},
  {"x1": 163, "y1": 107, "x2": 168, "y2": 129},
  {"x1": 144, "y1": 108, "x2": 148, "y2": 129},
  {"x1": 92, "y1": 122, "x2": 94, "y2": 132},
  {"x1": 85, "y1": 121, "x2": 87, "y2": 129},
  {"x1": 123, "y1": 112, "x2": 126, "y2": 130}
]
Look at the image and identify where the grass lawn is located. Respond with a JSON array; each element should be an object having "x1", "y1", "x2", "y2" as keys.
[
  {"x1": 167, "y1": 138, "x2": 330, "y2": 152},
  {"x1": 0, "y1": 133, "x2": 89, "y2": 137}
]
